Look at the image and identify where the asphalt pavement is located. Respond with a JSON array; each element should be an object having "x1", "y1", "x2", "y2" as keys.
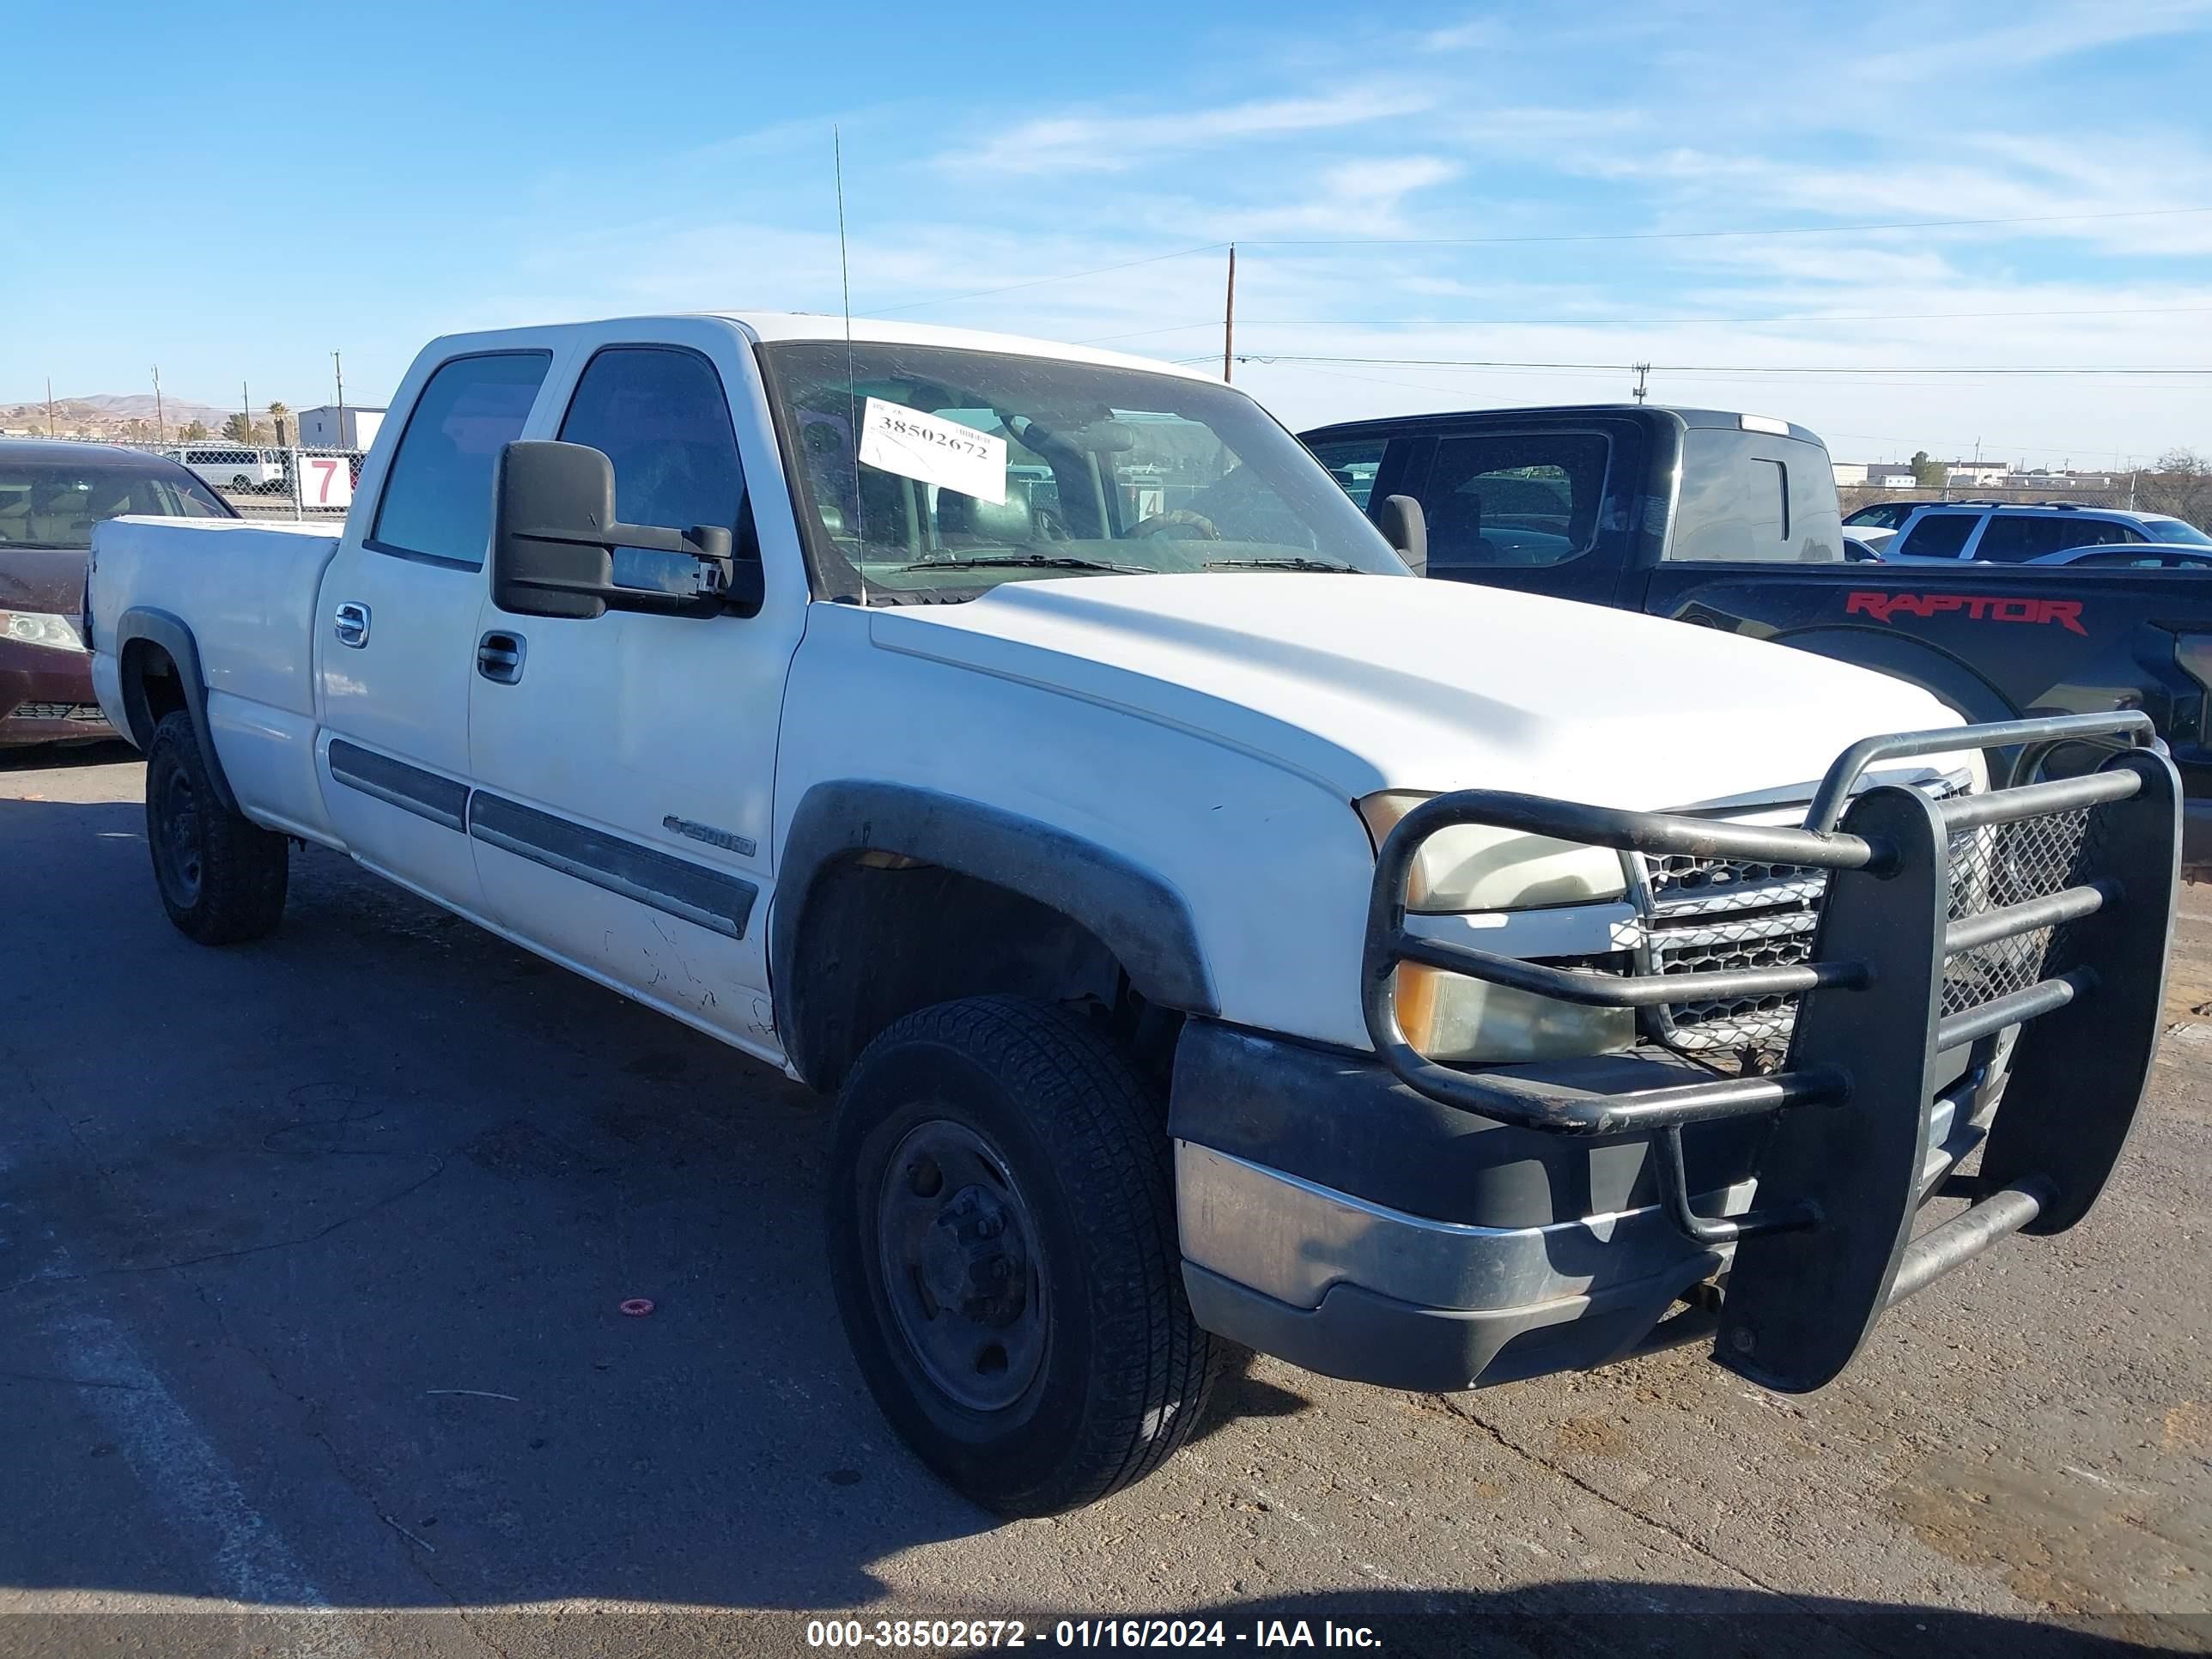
[{"x1": 2, "y1": 745, "x2": 2207, "y2": 1657}]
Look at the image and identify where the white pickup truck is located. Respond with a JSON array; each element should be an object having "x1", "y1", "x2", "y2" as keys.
[{"x1": 88, "y1": 313, "x2": 2179, "y2": 1516}]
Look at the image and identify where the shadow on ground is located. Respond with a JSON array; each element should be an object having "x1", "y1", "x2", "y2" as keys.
[{"x1": 0, "y1": 793, "x2": 1295, "y2": 1618}]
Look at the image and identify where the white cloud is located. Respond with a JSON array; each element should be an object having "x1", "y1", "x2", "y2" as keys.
[{"x1": 934, "y1": 83, "x2": 1433, "y2": 175}]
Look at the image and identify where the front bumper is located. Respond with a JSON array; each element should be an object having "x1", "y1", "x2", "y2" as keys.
[
  {"x1": 1178, "y1": 711, "x2": 2179, "y2": 1398},
  {"x1": 0, "y1": 643, "x2": 108, "y2": 746},
  {"x1": 1170, "y1": 1024, "x2": 1993, "y2": 1392}
]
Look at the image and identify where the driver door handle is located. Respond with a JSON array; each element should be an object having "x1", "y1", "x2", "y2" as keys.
[
  {"x1": 332, "y1": 602, "x2": 370, "y2": 648},
  {"x1": 477, "y1": 630, "x2": 526, "y2": 684}
]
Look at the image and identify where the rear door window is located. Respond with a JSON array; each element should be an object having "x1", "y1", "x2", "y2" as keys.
[
  {"x1": 1973, "y1": 516, "x2": 2133, "y2": 562},
  {"x1": 1417, "y1": 431, "x2": 1609, "y2": 568},
  {"x1": 1892, "y1": 510, "x2": 1981, "y2": 559},
  {"x1": 370, "y1": 351, "x2": 551, "y2": 568}
]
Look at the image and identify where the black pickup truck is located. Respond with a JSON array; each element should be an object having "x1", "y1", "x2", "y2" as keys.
[{"x1": 1301, "y1": 404, "x2": 2212, "y2": 872}]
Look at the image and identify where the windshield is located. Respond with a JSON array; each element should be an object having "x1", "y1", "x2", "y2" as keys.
[
  {"x1": 2145, "y1": 518, "x2": 2212, "y2": 547},
  {"x1": 758, "y1": 341, "x2": 1406, "y2": 603},
  {"x1": 0, "y1": 456, "x2": 231, "y2": 548}
]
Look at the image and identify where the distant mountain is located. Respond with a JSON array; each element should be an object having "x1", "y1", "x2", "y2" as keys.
[{"x1": 0, "y1": 392, "x2": 254, "y2": 441}]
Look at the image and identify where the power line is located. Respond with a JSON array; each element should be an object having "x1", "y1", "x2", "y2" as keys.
[
  {"x1": 1211, "y1": 354, "x2": 2212, "y2": 377},
  {"x1": 1083, "y1": 302, "x2": 2212, "y2": 344},
  {"x1": 1237, "y1": 204, "x2": 2212, "y2": 248},
  {"x1": 867, "y1": 206, "x2": 2212, "y2": 319}
]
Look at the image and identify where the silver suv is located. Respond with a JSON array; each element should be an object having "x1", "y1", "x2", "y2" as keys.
[{"x1": 1884, "y1": 501, "x2": 2211, "y2": 563}]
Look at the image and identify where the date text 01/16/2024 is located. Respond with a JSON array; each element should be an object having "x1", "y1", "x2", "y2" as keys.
[{"x1": 803, "y1": 1618, "x2": 1382, "y2": 1649}]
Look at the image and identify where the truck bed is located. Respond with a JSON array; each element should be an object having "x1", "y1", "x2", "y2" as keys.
[
  {"x1": 89, "y1": 516, "x2": 343, "y2": 842},
  {"x1": 1638, "y1": 560, "x2": 2212, "y2": 810}
]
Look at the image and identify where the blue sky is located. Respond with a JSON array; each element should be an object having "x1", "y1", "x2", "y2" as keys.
[{"x1": 8, "y1": 0, "x2": 2212, "y2": 464}]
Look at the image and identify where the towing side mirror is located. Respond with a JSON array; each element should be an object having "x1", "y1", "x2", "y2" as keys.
[
  {"x1": 490, "y1": 440, "x2": 761, "y2": 620},
  {"x1": 1378, "y1": 493, "x2": 1427, "y2": 577}
]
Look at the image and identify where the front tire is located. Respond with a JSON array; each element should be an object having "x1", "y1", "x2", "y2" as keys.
[
  {"x1": 825, "y1": 995, "x2": 1220, "y2": 1516},
  {"x1": 144, "y1": 709, "x2": 288, "y2": 945}
]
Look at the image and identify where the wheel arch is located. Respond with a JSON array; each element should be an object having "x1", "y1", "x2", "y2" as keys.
[
  {"x1": 771, "y1": 781, "x2": 1218, "y2": 1091},
  {"x1": 114, "y1": 607, "x2": 240, "y2": 815}
]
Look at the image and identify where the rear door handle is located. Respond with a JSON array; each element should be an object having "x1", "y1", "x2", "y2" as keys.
[
  {"x1": 477, "y1": 630, "x2": 526, "y2": 684},
  {"x1": 333, "y1": 602, "x2": 370, "y2": 648}
]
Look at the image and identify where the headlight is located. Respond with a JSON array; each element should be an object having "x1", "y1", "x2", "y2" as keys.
[
  {"x1": 0, "y1": 610, "x2": 87, "y2": 653},
  {"x1": 1389, "y1": 962, "x2": 1635, "y2": 1064},
  {"x1": 1358, "y1": 791, "x2": 1636, "y2": 1063},
  {"x1": 1356, "y1": 791, "x2": 1628, "y2": 913}
]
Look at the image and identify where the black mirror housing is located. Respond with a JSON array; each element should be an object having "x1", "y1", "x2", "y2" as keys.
[
  {"x1": 1379, "y1": 494, "x2": 1427, "y2": 577},
  {"x1": 491, "y1": 440, "x2": 747, "y2": 620},
  {"x1": 493, "y1": 441, "x2": 619, "y2": 619}
]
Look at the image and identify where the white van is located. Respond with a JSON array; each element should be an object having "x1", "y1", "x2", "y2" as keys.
[{"x1": 168, "y1": 444, "x2": 285, "y2": 491}]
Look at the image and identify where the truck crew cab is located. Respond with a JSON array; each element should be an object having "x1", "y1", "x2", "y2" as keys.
[{"x1": 89, "y1": 318, "x2": 2179, "y2": 1514}]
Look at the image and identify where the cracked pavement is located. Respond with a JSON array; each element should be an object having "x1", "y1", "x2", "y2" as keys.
[{"x1": 2, "y1": 746, "x2": 2207, "y2": 1656}]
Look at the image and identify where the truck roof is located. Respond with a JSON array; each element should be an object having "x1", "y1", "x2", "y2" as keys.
[
  {"x1": 417, "y1": 312, "x2": 1219, "y2": 386},
  {"x1": 1301, "y1": 404, "x2": 1826, "y2": 447}
]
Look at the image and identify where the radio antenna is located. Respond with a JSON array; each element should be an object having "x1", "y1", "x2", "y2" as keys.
[{"x1": 835, "y1": 125, "x2": 866, "y2": 608}]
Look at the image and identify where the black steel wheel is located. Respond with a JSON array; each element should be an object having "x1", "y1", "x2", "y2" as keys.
[
  {"x1": 826, "y1": 995, "x2": 1222, "y2": 1516},
  {"x1": 143, "y1": 709, "x2": 289, "y2": 945}
]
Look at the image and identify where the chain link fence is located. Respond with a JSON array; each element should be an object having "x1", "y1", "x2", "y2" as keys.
[{"x1": 109, "y1": 441, "x2": 367, "y2": 521}]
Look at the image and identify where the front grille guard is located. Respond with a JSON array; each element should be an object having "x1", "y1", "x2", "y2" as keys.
[{"x1": 1361, "y1": 712, "x2": 2179, "y2": 1391}]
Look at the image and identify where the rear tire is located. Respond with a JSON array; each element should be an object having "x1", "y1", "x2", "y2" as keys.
[
  {"x1": 825, "y1": 995, "x2": 1221, "y2": 1516},
  {"x1": 144, "y1": 709, "x2": 288, "y2": 945}
]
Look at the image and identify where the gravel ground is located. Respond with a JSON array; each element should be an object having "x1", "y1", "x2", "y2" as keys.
[{"x1": 1, "y1": 745, "x2": 2205, "y2": 1657}]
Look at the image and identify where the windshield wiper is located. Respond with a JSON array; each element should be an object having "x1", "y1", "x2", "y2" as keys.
[
  {"x1": 894, "y1": 553, "x2": 1150, "y2": 575},
  {"x1": 1202, "y1": 556, "x2": 1361, "y2": 573}
]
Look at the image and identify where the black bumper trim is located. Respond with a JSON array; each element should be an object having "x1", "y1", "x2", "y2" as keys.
[
  {"x1": 1169, "y1": 1020, "x2": 1770, "y2": 1231},
  {"x1": 1182, "y1": 1261, "x2": 1706, "y2": 1394}
]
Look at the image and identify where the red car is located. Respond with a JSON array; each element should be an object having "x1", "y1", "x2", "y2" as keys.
[{"x1": 0, "y1": 439, "x2": 234, "y2": 748}]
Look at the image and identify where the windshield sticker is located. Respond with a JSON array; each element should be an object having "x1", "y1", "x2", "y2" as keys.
[{"x1": 858, "y1": 398, "x2": 1006, "y2": 505}]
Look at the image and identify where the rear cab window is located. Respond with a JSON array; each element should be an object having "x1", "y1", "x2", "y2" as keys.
[
  {"x1": 368, "y1": 352, "x2": 552, "y2": 568},
  {"x1": 1665, "y1": 429, "x2": 1841, "y2": 562}
]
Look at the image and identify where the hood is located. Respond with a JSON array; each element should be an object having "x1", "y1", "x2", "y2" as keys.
[
  {"x1": 0, "y1": 547, "x2": 90, "y2": 615},
  {"x1": 869, "y1": 573, "x2": 1963, "y2": 809}
]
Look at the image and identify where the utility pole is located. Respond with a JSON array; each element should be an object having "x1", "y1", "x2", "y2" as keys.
[
  {"x1": 45, "y1": 378, "x2": 55, "y2": 438},
  {"x1": 242, "y1": 380, "x2": 252, "y2": 445},
  {"x1": 152, "y1": 366, "x2": 165, "y2": 443},
  {"x1": 1632, "y1": 363, "x2": 1650, "y2": 404},
  {"x1": 1221, "y1": 245, "x2": 1236, "y2": 385},
  {"x1": 332, "y1": 349, "x2": 345, "y2": 445}
]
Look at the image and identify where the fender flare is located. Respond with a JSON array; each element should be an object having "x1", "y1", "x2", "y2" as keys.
[
  {"x1": 771, "y1": 781, "x2": 1220, "y2": 1075},
  {"x1": 112, "y1": 607, "x2": 240, "y2": 816}
]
